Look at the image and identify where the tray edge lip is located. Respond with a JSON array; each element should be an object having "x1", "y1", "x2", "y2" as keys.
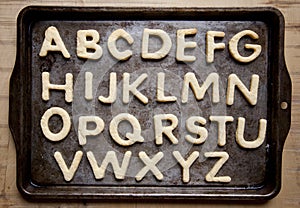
[{"x1": 10, "y1": 5, "x2": 289, "y2": 201}]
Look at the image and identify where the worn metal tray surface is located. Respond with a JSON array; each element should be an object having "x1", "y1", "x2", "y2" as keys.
[{"x1": 9, "y1": 6, "x2": 291, "y2": 200}]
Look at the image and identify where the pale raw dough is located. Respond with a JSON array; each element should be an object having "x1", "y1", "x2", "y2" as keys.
[
  {"x1": 236, "y1": 117, "x2": 267, "y2": 149},
  {"x1": 54, "y1": 151, "x2": 83, "y2": 182},
  {"x1": 109, "y1": 113, "x2": 144, "y2": 146},
  {"x1": 39, "y1": 26, "x2": 70, "y2": 58},
  {"x1": 123, "y1": 72, "x2": 148, "y2": 104},
  {"x1": 85, "y1": 72, "x2": 93, "y2": 100},
  {"x1": 206, "y1": 31, "x2": 225, "y2": 63},
  {"x1": 107, "y1": 29, "x2": 134, "y2": 60},
  {"x1": 154, "y1": 114, "x2": 178, "y2": 145},
  {"x1": 40, "y1": 107, "x2": 71, "y2": 142},
  {"x1": 87, "y1": 151, "x2": 132, "y2": 180},
  {"x1": 135, "y1": 151, "x2": 164, "y2": 181},
  {"x1": 229, "y1": 30, "x2": 261, "y2": 63},
  {"x1": 204, "y1": 151, "x2": 231, "y2": 183},
  {"x1": 98, "y1": 72, "x2": 117, "y2": 103},
  {"x1": 142, "y1": 28, "x2": 172, "y2": 59},
  {"x1": 42, "y1": 27, "x2": 266, "y2": 184},
  {"x1": 226, "y1": 73, "x2": 259, "y2": 106},
  {"x1": 78, "y1": 116, "x2": 105, "y2": 146},
  {"x1": 181, "y1": 72, "x2": 219, "y2": 103},
  {"x1": 176, "y1": 28, "x2": 197, "y2": 62},
  {"x1": 185, "y1": 116, "x2": 208, "y2": 144},
  {"x1": 42, "y1": 72, "x2": 73, "y2": 103},
  {"x1": 173, "y1": 151, "x2": 199, "y2": 183},
  {"x1": 209, "y1": 116, "x2": 234, "y2": 146},
  {"x1": 77, "y1": 29, "x2": 103, "y2": 60},
  {"x1": 157, "y1": 72, "x2": 177, "y2": 102}
]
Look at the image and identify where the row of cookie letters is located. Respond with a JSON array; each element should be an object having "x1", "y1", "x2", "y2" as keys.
[
  {"x1": 54, "y1": 149, "x2": 231, "y2": 183},
  {"x1": 42, "y1": 71, "x2": 260, "y2": 105},
  {"x1": 39, "y1": 26, "x2": 262, "y2": 63},
  {"x1": 40, "y1": 107, "x2": 267, "y2": 149}
]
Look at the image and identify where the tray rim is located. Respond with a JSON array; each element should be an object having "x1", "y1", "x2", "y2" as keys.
[{"x1": 9, "y1": 6, "x2": 291, "y2": 201}]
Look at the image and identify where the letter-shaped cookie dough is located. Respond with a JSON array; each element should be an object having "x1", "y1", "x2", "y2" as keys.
[
  {"x1": 85, "y1": 72, "x2": 93, "y2": 100},
  {"x1": 136, "y1": 151, "x2": 164, "y2": 181},
  {"x1": 154, "y1": 114, "x2": 178, "y2": 145},
  {"x1": 39, "y1": 26, "x2": 70, "y2": 58},
  {"x1": 78, "y1": 116, "x2": 105, "y2": 146},
  {"x1": 236, "y1": 117, "x2": 267, "y2": 149},
  {"x1": 206, "y1": 31, "x2": 225, "y2": 63},
  {"x1": 157, "y1": 72, "x2": 177, "y2": 102},
  {"x1": 173, "y1": 151, "x2": 199, "y2": 183},
  {"x1": 123, "y1": 73, "x2": 148, "y2": 104},
  {"x1": 77, "y1": 29, "x2": 103, "y2": 60},
  {"x1": 99, "y1": 72, "x2": 117, "y2": 103},
  {"x1": 182, "y1": 72, "x2": 219, "y2": 103},
  {"x1": 108, "y1": 29, "x2": 133, "y2": 60},
  {"x1": 54, "y1": 151, "x2": 83, "y2": 181},
  {"x1": 40, "y1": 107, "x2": 71, "y2": 142},
  {"x1": 142, "y1": 28, "x2": 172, "y2": 59},
  {"x1": 176, "y1": 28, "x2": 197, "y2": 62},
  {"x1": 87, "y1": 151, "x2": 132, "y2": 180},
  {"x1": 185, "y1": 116, "x2": 208, "y2": 144},
  {"x1": 209, "y1": 116, "x2": 234, "y2": 146},
  {"x1": 109, "y1": 113, "x2": 144, "y2": 146},
  {"x1": 42, "y1": 72, "x2": 73, "y2": 102},
  {"x1": 229, "y1": 30, "x2": 261, "y2": 63},
  {"x1": 204, "y1": 151, "x2": 231, "y2": 183},
  {"x1": 227, "y1": 74, "x2": 259, "y2": 106}
]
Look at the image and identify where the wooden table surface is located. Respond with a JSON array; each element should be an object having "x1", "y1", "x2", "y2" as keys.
[{"x1": 0, "y1": 0, "x2": 299, "y2": 207}]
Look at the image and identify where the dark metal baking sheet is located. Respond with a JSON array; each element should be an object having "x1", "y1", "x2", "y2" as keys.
[{"x1": 9, "y1": 6, "x2": 291, "y2": 200}]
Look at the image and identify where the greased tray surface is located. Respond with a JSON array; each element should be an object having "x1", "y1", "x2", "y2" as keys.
[{"x1": 9, "y1": 6, "x2": 291, "y2": 200}]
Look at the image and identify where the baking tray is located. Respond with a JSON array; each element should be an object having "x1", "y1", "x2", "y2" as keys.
[{"x1": 9, "y1": 6, "x2": 291, "y2": 200}]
